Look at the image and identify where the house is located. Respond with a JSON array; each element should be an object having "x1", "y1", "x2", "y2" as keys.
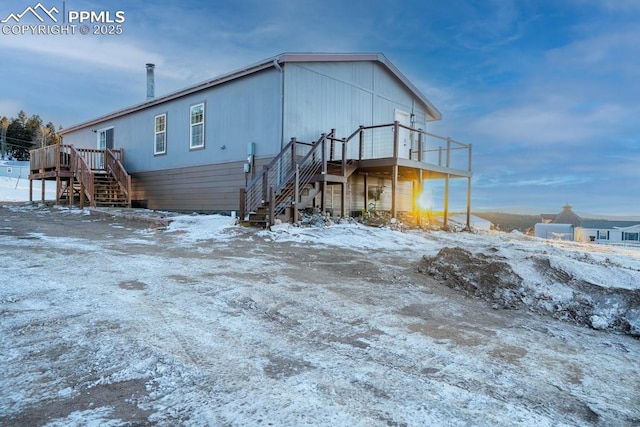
[
  {"x1": 536, "y1": 204, "x2": 640, "y2": 244},
  {"x1": 29, "y1": 53, "x2": 472, "y2": 226},
  {"x1": 575, "y1": 220, "x2": 640, "y2": 244}
]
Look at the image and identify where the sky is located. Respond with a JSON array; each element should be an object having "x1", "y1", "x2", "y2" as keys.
[{"x1": 1, "y1": 0, "x2": 639, "y2": 216}]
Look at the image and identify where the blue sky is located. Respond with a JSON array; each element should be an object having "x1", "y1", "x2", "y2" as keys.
[{"x1": 2, "y1": 0, "x2": 639, "y2": 216}]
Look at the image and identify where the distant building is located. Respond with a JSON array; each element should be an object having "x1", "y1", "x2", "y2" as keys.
[
  {"x1": 536, "y1": 204, "x2": 640, "y2": 244},
  {"x1": 575, "y1": 220, "x2": 640, "y2": 244}
]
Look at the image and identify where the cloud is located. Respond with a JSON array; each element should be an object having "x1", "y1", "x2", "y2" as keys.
[{"x1": 0, "y1": 34, "x2": 165, "y2": 75}]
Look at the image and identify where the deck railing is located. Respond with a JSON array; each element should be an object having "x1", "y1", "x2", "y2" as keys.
[
  {"x1": 29, "y1": 144, "x2": 130, "y2": 207},
  {"x1": 327, "y1": 122, "x2": 472, "y2": 173},
  {"x1": 105, "y1": 148, "x2": 131, "y2": 206},
  {"x1": 242, "y1": 130, "x2": 334, "y2": 222},
  {"x1": 69, "y1": 146, "x2": 95, "y2": 207}
]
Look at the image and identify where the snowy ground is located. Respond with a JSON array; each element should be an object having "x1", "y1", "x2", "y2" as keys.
[
  {"x1": 0, "y1": 176, "x2": 56, "y2": 202},
  {"x1": 1, "y1": 202, "x2": 639, "y2": 426}
]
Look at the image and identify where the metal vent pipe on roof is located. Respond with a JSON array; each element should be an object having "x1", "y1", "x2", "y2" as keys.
[{"x1": 146, "y1": 63, "x2": 155, "y2": 100}]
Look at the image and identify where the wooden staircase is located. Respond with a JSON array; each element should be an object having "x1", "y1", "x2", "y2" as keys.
[
  {"x1": 29, "y1": 144, "x2": 132, "y2": 208},
  {"x1": 241, "y1": 130, "x2": 361, "y2": 228},
  {"x1": 91, "y1": 172, "x2": 129, "y2": 207}
]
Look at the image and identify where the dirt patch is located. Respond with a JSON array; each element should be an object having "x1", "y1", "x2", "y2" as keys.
[
  {"x1": 0, "y1": 378, "x2": 152, "y2": 426},
  {"x1": 118, "y1": 280, "x2": 147, "y2": 290},
  {"x1": 418, "y1": 247, "x2": 640, "y2": 336},
  {"x1": 418, "y1": 247, "x2": 526, "y2": 309}
]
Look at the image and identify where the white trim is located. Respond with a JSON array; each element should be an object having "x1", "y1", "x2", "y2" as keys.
[
  {"x1": 154, "y1": 113, "x2": 167, "y2": 155},
  {"x1": 96, "y1": 126, "x2": 115, "y2": 150},
  {"x1": 189, "y1": 103, "x2": 205, "y2": 150}
]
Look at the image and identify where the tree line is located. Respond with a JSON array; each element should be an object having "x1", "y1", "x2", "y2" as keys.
[{"x1": 0, "y1": 110, "x2": 61, "y2": 161}]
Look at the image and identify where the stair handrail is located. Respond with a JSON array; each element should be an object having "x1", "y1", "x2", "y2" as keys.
[
  {"x1": 265, "y1": 130, "x2": 336, "y2": 220},
  {"x1": 69, "y1": 146, "x2": 95, "y2": 207},
  {"x1": 243, "y1": 137, "x2": 307, "y2": 218},
  {"x1": 105, "y1": 148, "x2": 132, "y2": 207},
  {"x1": 242, "y1": 130, "x2": 335, "y2": 221}
]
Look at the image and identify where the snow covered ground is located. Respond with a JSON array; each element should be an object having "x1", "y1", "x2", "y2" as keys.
[
  {"x1": 0, "y1": 176, "x2": 56, "y2": 202},
  {"x1": 1, "y1": 181, "x2": 640, "y2": 425}
]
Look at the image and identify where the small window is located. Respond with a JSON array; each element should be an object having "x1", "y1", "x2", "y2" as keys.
[
  {"x1": 623, "y1": 232, "x2": 639, "y2": 241},
  {"x1": 154, "y1": 114, "x2": 167, "y2": 155},
  {"x1": 190, "y1": 103, "x2": 205, "y2": 149},
  {"x1": 597, "y1": 230, "x2": 609, "y2": 240}
]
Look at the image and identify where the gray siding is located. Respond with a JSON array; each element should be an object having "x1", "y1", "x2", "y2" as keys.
[
  {"x1": 60, "y1": 58, "x2": 435, "y2": 213},
  {"x1": 131, "y1": 157, "x2": 272, "y2": 212},
  {"x1": 63, "y1": 68, "x2": 282, "y2": 173},
  {"x1": 283, "y1": 61, "x2": 433, "y2": 144}
]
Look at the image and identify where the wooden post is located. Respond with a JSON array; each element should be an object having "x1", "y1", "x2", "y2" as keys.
[
  {"x1": 268, "y1": 187, "x2": 275, "y2": 227},
  {"x1": 293, "y1": 164, "x2": 299, "y2": 223},
  {"x1": 69, "y1": 178, "x2": 74, "y2": 206},
  {"x1": 466, "y1": 144, "x2": 473, "y2": 231},
  {"x1": 262, "y1": 166, "x2": 269, "y2": 202},
  {"x1": 80, "y1": 176, "x2": 85, "y2": 209},
  {"x1": 443, "y1": 138, "x2": 451, "y2": 228},
  {"x1": 320, "y1": 182, "x2": 326, "y2": 213},
  {"x1": 56, "y1": 175, "x2": 61, "y2": 205},
  {"x1": 239, "y1": 188, "x2": 246, "y2": 220},
  {"x1": 391, "y1": 165, "x2": 398, "y2": 219},
  {"x1": 341, "y1": 138, "x2": 347, "y2": 176},
  {"x1": 341, "y1": 182, "x2": 346, "y2": 217},
  {"x1": 41, "y1": 178, "x2": 45, "y2": 203},
  {"x1": 393, "y1": 121, "x2": 399, "y2": 158},
  {"x1": 418, "y1": 169, "x2": 423, "y2": 226},
  {"x1": 29, "y1": 179, "x2": 33, "y2": 202},
  {"x1": 321, "y1": 136, "x2": 327, "y2": 174},
  {"x1": 363, "y1": 174, "x2": 368, "y2": 212},
  {"x1": 417, "y1": 131, "x2": 423, "y2": 162}
]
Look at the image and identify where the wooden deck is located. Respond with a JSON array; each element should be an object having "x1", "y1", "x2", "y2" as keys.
[
  {"x1": 242, "y1": 122, "x2": 473, "y2": 228},
  {"x1": 29, "y1": 144, "x2": 131, "y2": 208}
]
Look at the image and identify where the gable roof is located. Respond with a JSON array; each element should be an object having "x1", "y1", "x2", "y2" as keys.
[
  {"x1": 59, "y1": 52, "x2": 441, "y2": 135},
  {"x1": 552, "y1": 204, "x2": 582, "y2": 227}
]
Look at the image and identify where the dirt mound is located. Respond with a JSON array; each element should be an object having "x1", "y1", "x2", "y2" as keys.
[
  {"x1": 418, "y1": 247, "x2": 525, "y2": 309},
  {"x1": 419, "y1": 247, "x2": 640, "y2": 337}
]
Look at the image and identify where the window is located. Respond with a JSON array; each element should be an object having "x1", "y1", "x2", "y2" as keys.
[
  {"x1": 623, "y1": 232, "x2": 639, "y2": 241},
  {"x1": 154, "y1": 114, "x2": 167, "y2": 155},
  {"x1": 597, "y1": 230, "x2": 609, "y2": 240},
  {"x1": 190, "y1": 103, "x2": 205, "y2": 149},
  {"x1": 96, "y1": 127, "x2": 114, "y2": 170}
]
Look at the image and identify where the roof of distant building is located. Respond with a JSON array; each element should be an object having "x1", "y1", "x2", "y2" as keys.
[
  {"x1": 552, "y1": 204, "x2": 582, "y2": 227},
  {"x1": 580, "y1": 220, "x2": 640, "y2": 229}
]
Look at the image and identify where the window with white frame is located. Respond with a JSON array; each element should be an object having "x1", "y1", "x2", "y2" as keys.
[
  {"x1": 190, "y1": 103, "x2": 205, "y2": 149},
  {"x1": 623, "y1": 232, "x2": 639, "y2": 241},
  {"x1": 597, "y1": 230, "x2": 609, "y2": 240},
  {"x1": 154, "y1": 113, "x2": 167, "y2": 155}
]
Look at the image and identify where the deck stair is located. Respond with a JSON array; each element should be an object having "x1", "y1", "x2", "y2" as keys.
[
  {"x1": 241, "y1": 129, "x2": 357, "y2": 228},
  {"x1": 91, "y1": 172, "x2": 129, "y2": 207},
  {"x1": 29, "y1": 144, "x2": 132, "y2": 208}
]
